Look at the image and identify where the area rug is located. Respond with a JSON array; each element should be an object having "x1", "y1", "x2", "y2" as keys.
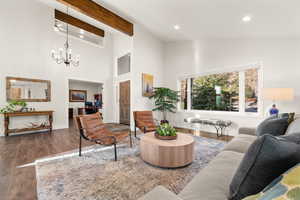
[
  {"x1": 36, "y1": 136, "x2": 226, "y2": 200},
  {"x1": 105, "y1": 123, "x2": 130, "y2": 132}
]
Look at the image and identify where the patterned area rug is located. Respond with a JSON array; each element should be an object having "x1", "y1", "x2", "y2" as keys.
[
  {"x1": 105, "y1": 123, "x2": 130, "y2": 132},
  {"x1": 36, "y1": 136, "x2": 226, "y2": 200}
]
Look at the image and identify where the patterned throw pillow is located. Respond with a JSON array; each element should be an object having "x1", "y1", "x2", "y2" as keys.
[{"x1": 242, "y1": 164, "x2": 300, "y2": 200}]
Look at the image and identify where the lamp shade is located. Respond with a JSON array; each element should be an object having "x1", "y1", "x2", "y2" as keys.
[{"x1": 263, "y1": 88, "x2": 294, "y2": 101}]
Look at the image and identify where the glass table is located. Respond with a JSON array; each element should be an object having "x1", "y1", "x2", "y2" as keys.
[{"x1": 184, "y1": 117, "x2": 232, "y2": 137}]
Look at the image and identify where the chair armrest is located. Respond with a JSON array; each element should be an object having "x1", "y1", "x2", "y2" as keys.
[
  {"x1": 239, "y1": 127, "x2": 257, "y2": 136},
  {"x1": 138, "y1": 186, "x2": 182, "y2": 200}
]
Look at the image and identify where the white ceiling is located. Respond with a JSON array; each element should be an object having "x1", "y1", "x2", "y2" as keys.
[{"x1": 95, "y1": 0, "x2": 300, "y2": 41}]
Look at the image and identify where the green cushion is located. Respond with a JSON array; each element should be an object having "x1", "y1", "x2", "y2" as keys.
[{"x1": 242, "y1": 163, "x2": 300, "y2": 200}]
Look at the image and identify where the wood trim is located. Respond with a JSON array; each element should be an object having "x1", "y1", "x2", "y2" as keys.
[
  {"x1": 3, "y1": 111, "x2": 54, "y2": 117},
  {"x1": 6, "y1": 77, "x2": 51, "y2": 102},
  {"x1": 55, "y1": 9, "x2": 105, "y2": 37},
  {"x1": 56, "y1": 0, "x2": 134, "y2": 36},
  {"x1": 69, "y1": 89, "x2": 87, "y2": 102}
]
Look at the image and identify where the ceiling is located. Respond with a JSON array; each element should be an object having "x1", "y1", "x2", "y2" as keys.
[{"x1": 95, "y1": 0, "x2": 300, "y2": 41}]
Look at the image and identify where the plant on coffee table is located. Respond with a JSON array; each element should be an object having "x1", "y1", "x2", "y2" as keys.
[{"x1": 155, "y1": 123, "x2": 177, "y2": 140}]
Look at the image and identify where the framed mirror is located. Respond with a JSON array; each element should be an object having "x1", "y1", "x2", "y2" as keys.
[{"x1": 6, "y1": 77, "x2": 51, "y2": 102}]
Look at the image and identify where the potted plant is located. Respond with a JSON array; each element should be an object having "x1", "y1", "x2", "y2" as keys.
[
  {"x1": 155, "y1": 123, "x2": 177, "y2": 140},
  {"x1": 149, "y1": 87, "x2": 180, "y2": 124},
  {"x1": 0, "y1": 100, "x2": 27, "y2": 113}
]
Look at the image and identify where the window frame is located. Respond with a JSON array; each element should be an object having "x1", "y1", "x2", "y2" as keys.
[{"x1": 177, "y1": 63, "x2": 263, "y2": 116}]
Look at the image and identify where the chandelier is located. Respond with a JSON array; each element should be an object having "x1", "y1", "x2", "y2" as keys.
[{"x1": 51, "y1": 8, "x2": 80, "y2": 67}]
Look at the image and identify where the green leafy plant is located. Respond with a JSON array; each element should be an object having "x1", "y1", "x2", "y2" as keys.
[
  {"x1": 156, "y1": 123, "x2": 177, "y2": 137},
  {"x1": 0, "y1": 100, "x2": 27, "y2": 113},
  {"x1": 149, "y1": 87, "x2": 180, "y2": 121}
]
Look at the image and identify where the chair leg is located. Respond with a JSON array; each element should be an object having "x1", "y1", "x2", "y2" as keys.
[
  {"x1": 79, "y1": 134, "x2": 82, "y2": 157},
  {"x1": 134, "y1": 125, "x2": 137, "y2": 138},
  {"x1": 129, "y1": 131, "x2": 133, "y2": 148},
  {"x1": 114, "y1": 143, "x2": 117, "y2": 161},
  {"x1": 144, "y1": 127, "x2": 146, "y2": 134}
]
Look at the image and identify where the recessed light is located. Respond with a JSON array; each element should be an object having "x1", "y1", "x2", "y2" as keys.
[
  {"x1": 174, "y1": 25, "x2": 181, "y2": 30},
  {"x1": 242, "y1": 15, "x2": 252, "y2": 22},
  {"x1": 79, "y1": 35, "x2": 84, "y2": 39},
  {"x1": 80, "y1": 29, "x2": 85, "y2": 34}
]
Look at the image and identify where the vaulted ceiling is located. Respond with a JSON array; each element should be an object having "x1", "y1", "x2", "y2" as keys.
[{"x1": 96, "y1": 0, "x2": 300, "y2": 41}]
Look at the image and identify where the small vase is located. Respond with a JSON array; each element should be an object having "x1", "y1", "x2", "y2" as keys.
[{"x1": 15, "y1": 106, "x2": 24, "y2": 112}]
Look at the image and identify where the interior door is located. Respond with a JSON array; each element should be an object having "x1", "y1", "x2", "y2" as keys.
[{"x1": 119, "y1": 80, "x2": 130, "y2": 125}]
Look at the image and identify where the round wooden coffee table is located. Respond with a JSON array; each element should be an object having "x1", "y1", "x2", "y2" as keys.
[{"x1": 140, "y1": 132, "x2": 195, "y2": 168}]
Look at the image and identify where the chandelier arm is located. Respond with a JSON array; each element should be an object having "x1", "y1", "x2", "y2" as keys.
[{"x1": 51, "y1": 6, "x2": 80, "y2": 67}]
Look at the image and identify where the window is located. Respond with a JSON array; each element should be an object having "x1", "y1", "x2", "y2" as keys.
[
  {"x1": 179, "y1": 65, "x2": 261, "y2": 114},
  {"x1": 117, "y1": 53, "x2": 131, "y2": 75},
  {"x1": 191, "y1": 72, "x2": 239, "y2": 112},
  {"x1": 180, "y1": 79, "x2": 188, "y2": 110},
  {"x1": 245, "y1": 68, "x2": 258, "y2": 112}
]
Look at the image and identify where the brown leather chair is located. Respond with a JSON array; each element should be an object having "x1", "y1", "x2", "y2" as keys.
[
  {"x1": 133, "y1": 111, "x2": 157, "y2": 138},
  {"x1": 74, "y1": 112, "x2": 132, "y2": 161}
]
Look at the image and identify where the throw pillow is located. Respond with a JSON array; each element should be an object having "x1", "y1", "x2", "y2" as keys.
[
  {"x1": 256, "y1": 117, "x2": 289, "y2": 137},
  {"x1": 242, "y1": 163, "x2": 300, "y2": 200},
  {"x1": 229, "y1": 135, "x2": 300, "y2": 200},
  {"x1": 285, "y1": 118, "x2": 300, "y2": 135}
]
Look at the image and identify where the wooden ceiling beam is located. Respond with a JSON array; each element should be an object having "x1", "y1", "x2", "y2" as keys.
[
  {"x1": 55, "y1": 9, "x2": 105, "y2": 37},
  {"x1": 56, "y1": 0, "x2": 134, "y2": 36}
]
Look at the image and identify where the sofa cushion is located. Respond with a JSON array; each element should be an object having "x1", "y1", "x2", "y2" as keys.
[
  {"x1": 281, "y1": 132, "x2": 300, "y2": 144},
  {"x1": 242, "y1": 164, "x2": 300, "y2": 200},
  {"x1": 223, "y1": 134, "x2": 257, "y2": 154},
  {"x1": 229, "y1": 134, "x2": 300, "y2": 200},
  {"x1": 238, "y1": 127, "x2": 256, "y2": 136},
  {"x1": 285, "y1": 117, "x2": 300, "y2": 135},
  {"x1": 179, "y1": 151, "x2": 244, "y2": 200},
  {"x1": 256, "y1": 117, "x2": 289, "y2": 136}
]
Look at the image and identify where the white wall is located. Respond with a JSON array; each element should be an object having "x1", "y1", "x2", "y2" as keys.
[
  {"x1": 131, "y1": 25, "x2": 165, "y2": 122},
  {"x1": 164, "y1": 38, "x2": 300, "y2": 135},
  {"x1": 112, "y1": 25, "x2": 165, "y2": 130},
  {"x1": 0, "y1": 0, "x2": 114, "y2": 135},
  {"x1": 112, "y1": 33, "x2": 133, "y2": 123}
]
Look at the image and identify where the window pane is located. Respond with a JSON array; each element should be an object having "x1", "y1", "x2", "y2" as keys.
[
  {"x1": 117, "y1": 53, "x2": 130, "y2": 75},
  {"x1": 245, "y1": 68, "x2": 258, "y2": 112},
  {"x1": 191, "y1": 72, "x2": 239, "y2": 112},
  {"x1": 180, "y1": 79, "x2": 188, "y2": 110}
]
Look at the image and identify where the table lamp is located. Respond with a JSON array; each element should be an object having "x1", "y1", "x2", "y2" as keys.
[{"x1": 263, "y1": 88, "x2": 294, "y2": 115}]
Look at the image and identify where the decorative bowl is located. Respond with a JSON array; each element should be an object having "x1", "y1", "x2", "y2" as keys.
[{"x1": 155, "y1": 132, "x2": 177, "y2": 140}]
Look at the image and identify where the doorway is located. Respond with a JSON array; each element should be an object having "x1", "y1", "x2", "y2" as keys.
[
  {"x1": 119, "y1": 80, "x2": 130, "y2": 125},
  {"x1": 68, "y1": 79, "x2": 103, "y2": 128}
]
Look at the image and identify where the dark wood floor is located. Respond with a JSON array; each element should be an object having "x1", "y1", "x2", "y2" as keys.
[
  {"x1": 0, "y1": 123, "x2": 93, "y2": 200},
  {"x1": 0, "y1": 124, "x2": 232, "y2": 200}
]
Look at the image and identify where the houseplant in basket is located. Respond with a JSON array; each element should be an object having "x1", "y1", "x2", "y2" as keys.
[
  {"x1": 155, "y1": 123, "x2": 178, "y2": 140},
  {"x1": 149, "y1": 87, "x2": 180, "y2": 124}
]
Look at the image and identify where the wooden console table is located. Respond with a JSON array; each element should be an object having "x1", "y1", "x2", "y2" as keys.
[{"x1": 3, "y1": 111, "x2": 54, "y2": 136}]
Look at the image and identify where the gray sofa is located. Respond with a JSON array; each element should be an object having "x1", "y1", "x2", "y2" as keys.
[{"x1": 139, "y1": 118, "x2": 300, "y2": 200}]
